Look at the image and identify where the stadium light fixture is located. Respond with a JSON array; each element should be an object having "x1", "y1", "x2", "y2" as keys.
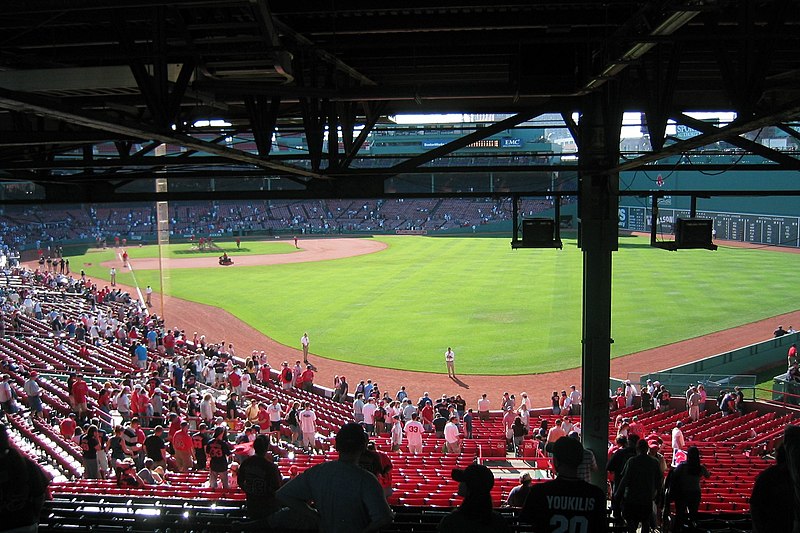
[
  {"x1": 583, "y1": 9, "x2": 699, "y2": 92},
  {"x1": 621, "y1": 42, "x2": 656, "y2": 62},
  {"x1": 651, "y1": 10, "x2": 700, "y2": 36}
]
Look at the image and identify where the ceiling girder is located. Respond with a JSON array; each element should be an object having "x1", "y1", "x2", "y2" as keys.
[
  {"x1": 168, "y1": 59, "x2": 197, "y2": 126},
  {"x1": 244, "y1": 95, "x2": 281, "y2": 157},
  {"x1": 172, "y1": 132, "x2": 238, "y2": 161},
  {"x1": 777, "y1": 124, "x2": 800, "y2": 144},
  {"x1": 0, "y1": 87, "x2": 321, "y2": 178},
  {"x1": 0, "y1": 131, "x2": 137, "y2": 147},
  {"x1": 581, "y1": 2, "x2": 700, "y2": 93},
  {"x1": 120, "y1": 10, "x2": 197, "y2": 129},
  {"x1": 0, "y1": 1, "x2": 799, "y2": 197},
  {"x1": 338, "y1": 101, "x2": 357, "y2": 165},
  {"x1": 643, "y1": 43, "x2": 681, "y2": 152},
  {"x1": 560, "y1": 111, "x2": 580, "y2": 151},
  {"x1": 389, "y1": 107, "x2": 552, "y2": 174},
  {"x1": 299, "y1": 96, "x2": 326, "y2": 173},
  {"x1": 616, "y1": 98, "x2": 800, "y2": 172},
  {"x1": 673, "y1": 112, "x2": 800, "y2": 170},
  {"x1": 114, "y1": 141, "x2": 134, "y2": 158},
  {"x1": 340, "y1": 101, "x2": 387, "y2": 170}
]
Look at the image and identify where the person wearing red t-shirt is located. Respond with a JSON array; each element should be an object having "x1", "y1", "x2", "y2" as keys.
[
  {"x1": 135, "y1": 389, "x2": 150, "y2": 425},
  {"x1": 256, "y1": 403, "x2": 271, "y2": 429},
  {"x1": 420, "y1": 402, "x2": 434, "y2": 432},
  {"x1": 628, "y1": 416, "x2": 645, "y2": 440},
  {"x1": 130, "y1": 386, "x2": 141, "y2": 419},
  {"x1": 228, "y1": 368, "x2": 241, "y2": 393},
  {"x1": 163, "y1": 332, "x2": 176, "y2": 357},
  {"x1": 259, "y1": 362, "x2": 271, "y2": 385},
  {"x1": 60, "y1": 413, "x2": 77, "y2": 439},
  {"x1": 167, "y1": 413, "x2": 183, "y2": 441},
  {"x1": 789, "y1": 343, "x2": 798, "y2": 368},
  {"x1": 614, "y1": 390, "x2": 626, "y2": 411},
  {"x1": 172, "y1": 421, "x2": 195, "y2": 472},
  {"x1": 367, "y1": 442, "x2": 394, "y2": 498},
  {"x1": 78, "y1": 343, "x2": 91, "y2": 358},
  {"x1": 72, "y1": 375, "x2": 89, "y2": 422},
  {"x1": 279, "y1": 362, "x2": 293, "y2": 390},
  {"x1": 300, "y1": 365, "x2": 314, "y2": 392}
]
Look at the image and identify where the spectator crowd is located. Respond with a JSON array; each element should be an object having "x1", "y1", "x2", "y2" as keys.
[{"x1": 1, "y1": 264, "x2": 799, "y2": 533}]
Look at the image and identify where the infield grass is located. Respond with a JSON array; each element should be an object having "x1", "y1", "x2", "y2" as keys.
[{"x1": 68, "y1": 235, "x2": 800, "y2": 375}]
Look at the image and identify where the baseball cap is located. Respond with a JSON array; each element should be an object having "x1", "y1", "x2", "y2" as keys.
[{"x1": 451, "y1": 464, "x2": 494, "y2": 495}]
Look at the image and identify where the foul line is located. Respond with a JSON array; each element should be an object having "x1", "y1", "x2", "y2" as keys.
[{"x1": 117, "y1": 251, "x2": 145, "y2": 306}]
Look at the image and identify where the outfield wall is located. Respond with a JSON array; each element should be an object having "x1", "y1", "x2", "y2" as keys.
[
  {"x1": 609, "y1": 332, "x2": 797, "y2": 394},
  {"x1": 619, "y1": 169, "x2": 800, "y2": 247},
  {"x1": 659, "y1": 332, "x2": 796, "y2": 376},
  {"x1": 619, "y1": 169, "x2": 800, "y2": 215}
]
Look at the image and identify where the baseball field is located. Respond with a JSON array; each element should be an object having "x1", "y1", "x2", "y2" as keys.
[{"x1": 66, "y1": 235, "x2": 799, "y2": 376}]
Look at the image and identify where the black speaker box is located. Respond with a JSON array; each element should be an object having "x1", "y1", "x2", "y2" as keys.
[
  {"x1": 675, "y1": 218, "x2": 713, "y2": 248},
  {"x1": 522, "y1": 218, "x2": 555, "y2": 246}
]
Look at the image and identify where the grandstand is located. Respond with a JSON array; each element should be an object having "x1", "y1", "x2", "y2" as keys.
[
  {"x1": 0, "y1": 197, "x2": 563, "y2": 252},
  {"x1": 1, "y1": 268, "x2": 798, "y2": 532}
]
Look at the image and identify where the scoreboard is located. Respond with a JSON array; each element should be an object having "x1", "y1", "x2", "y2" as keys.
[{"x1": 618, "y1": 206, "x2": 800, "y2": 247}]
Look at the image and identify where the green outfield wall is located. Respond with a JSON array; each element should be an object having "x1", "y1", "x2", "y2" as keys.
[{"x1": 608, "y1": 332, "x2": 797, "y2": 396}]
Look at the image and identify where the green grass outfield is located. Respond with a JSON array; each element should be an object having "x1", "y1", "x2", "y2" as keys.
[{"x1": 69, "y1": 236, "x2": 799, "y2": 375}]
